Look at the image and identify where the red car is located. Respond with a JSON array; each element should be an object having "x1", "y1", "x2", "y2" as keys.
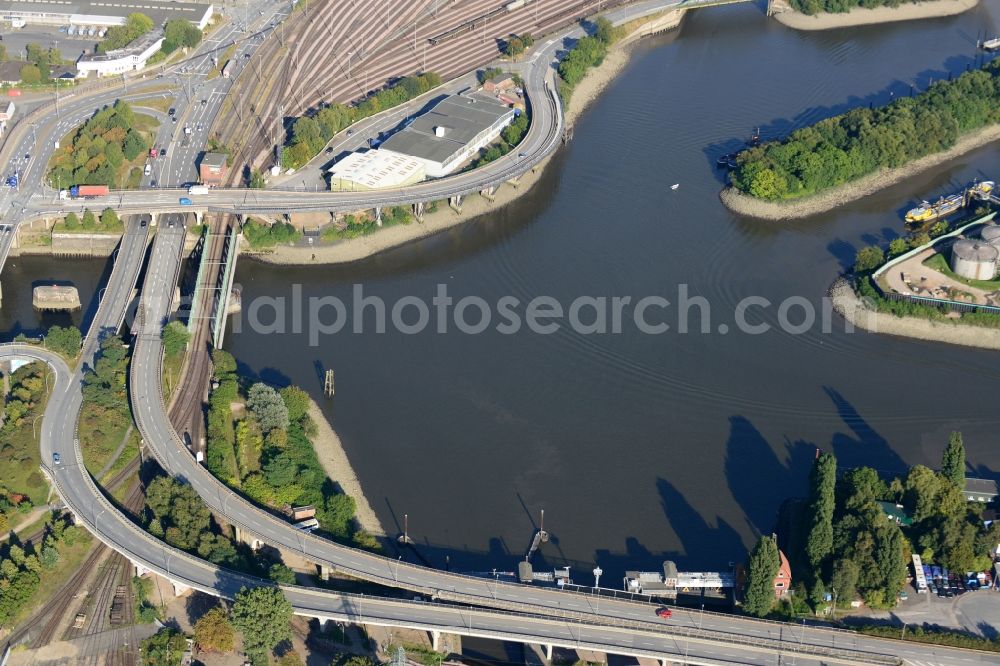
[{"x1": 655, "y1": 608, "x2": 672, "y2": 619}]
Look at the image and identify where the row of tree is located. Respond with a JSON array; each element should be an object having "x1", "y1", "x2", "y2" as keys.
[
  {"x1": 0, "y1": 517, "x2": 84, "y2": 627},
  {"x1": 282, "y1": 72, "x2": 442, "y2": 170},
  {"x1": 472, "y1": 111, "x2": 531, "y2": 168},
  {"x1": 243, "y1": 219, "x2": 300, "y2": 249},
  {"x1": 144, "y1": 586, "x2": 296, "y2": 666},
  {"x1": 15, "y1": 43, "x2": 64, "y2": 86},
  {"x1": 791, "y1": 0, "x2": 916, "y2": 15},
  {"x1": 47, "y1": 100, "x2": 151, "y2": 189},
  {"x1": 557, "y1": 17, "x2": 617, "y2": 102},
  {"x1": 98, "y1": 13, "x2": 154, "y2": 53},
  {"x1": 732, "y1": 62, "x2": 1000, "y2": 200},
  {"x1": 744, "y1": 432, "x2": 997, "y2": 617},
  {"x1": 62, "y1": 208, "x2": 123, "y2": 233}
]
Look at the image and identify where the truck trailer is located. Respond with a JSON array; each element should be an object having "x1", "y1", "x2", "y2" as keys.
[{"x1": 68, "y1": 185, "x2": 110, "y2": 199}]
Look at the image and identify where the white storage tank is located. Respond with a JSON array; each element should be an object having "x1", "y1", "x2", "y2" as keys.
[
  {"x1": 951, "y1": 239, "x2": 998, "y2": 280},
  {"x1": 980, "y1": 224, "x2": 1000, "y2": 247}
]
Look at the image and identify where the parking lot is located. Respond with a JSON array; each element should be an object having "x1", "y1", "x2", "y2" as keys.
[
  {"x1": 1, "y1": 26, "x2": 100, "y2": 63},
  {"x1": 856, "y1": 574, "x2": 1000, "y2": 638}
]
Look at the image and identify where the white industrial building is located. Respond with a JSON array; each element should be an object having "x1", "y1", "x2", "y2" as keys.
[
  {"x1": 327, "y1": 150, "x2": 426, "y2": 191},
  {"x1": 77, "y1": 30, "x2": 164, "y2": 77},
  {"x1": 379, "y1": 93, "x2": 515, "y2": 178},
  {"x1": 0, "y1": 0, "x2": 214, "y2": 29}
]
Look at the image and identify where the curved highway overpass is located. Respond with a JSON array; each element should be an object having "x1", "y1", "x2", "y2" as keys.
[
  {"x1": 0, "y1": 336, "x2": 898, "y2": 666},
  {"x1": 116, "y1": 231, "x2": 985, "y2": 666}
]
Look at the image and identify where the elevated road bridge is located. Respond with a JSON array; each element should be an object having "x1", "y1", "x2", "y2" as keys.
[{"x1": 118, "y1": 218, "x2": 986, "y2": 666}]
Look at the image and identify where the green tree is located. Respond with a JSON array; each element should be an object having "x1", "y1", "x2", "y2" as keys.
[
  {"x1": 44, "y1": 325, "x2": 81, "y2": 357},
  {"x1": 212, "y1": 348, "x2": 238, "y2": 378},
  {"x1": 19, "y1": 64, "x2": 41, "y2": 85},
  {"x1": 161, "y1": 321, "x2": 191, "y2": 357},
  {"x1": 194, "y1": 605, "x2": 235, "y2": 653},
  {"x1": 247, "y1": 383, "x2": 289, "y2": 433},
  {"x1": 806, "y1": 452, "x2": 837, "y2": 574},
  {"x1": 82, "y1": 210, "x2": 97, "y2": 231},
  {"x1": 853, "y1": 246, "x2": 884, "y2": 273},
  {"x1": 941, "y1": 431, "x2": 966, "y2": 490},
  {"x1": 141, "y1": 627, "x2": 187, "y2": 665},
  {"x1": 100, "y1": 208, "x2": 119, "y2": 230},
  {"x1": 122, "y1": 129, "x2": 146, "y2": 161},
  {"x1": 249, "y1": 169, "x2": 266, "y2": 189},
  {"x1": 829, "y1": 559, "x2": 859, "y2": 603},
  {"x1": 231, "y1": 586, "x2": 293, "y2": 663},
  {"x1": 99, "y1": 13, "x2": 154, "y2": 53},
  {"x1": 744, "y1": 535, "x2": 780, "y2": 617},
  {"x1": 279, "y1": 386, "x2": 310, "y2": 423},
  {"x1": 64, "y1": 212, "x2": 79, "y2": 229},
  {"x1": 268, "y1": 562, "x2": 296, "y2": 585},
  {"x1": 888, "y1": 237, "x2": 908, "y2": 257}
]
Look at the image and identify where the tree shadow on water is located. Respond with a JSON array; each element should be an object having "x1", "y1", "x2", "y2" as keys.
[
  {"x1": 823, "y1": 386, "x2": 907, "y2": 476},
  {"x1": 724, "y1": 416, "x2": 814, "y2": 542}
]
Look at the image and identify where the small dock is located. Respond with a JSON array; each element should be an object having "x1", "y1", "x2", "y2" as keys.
[
  {"x1": 32, "y1": 285, "x2": 81, "y2": 311},
  {"x1": 524, "y1": 509, "x2": 549, "y2": 562}
]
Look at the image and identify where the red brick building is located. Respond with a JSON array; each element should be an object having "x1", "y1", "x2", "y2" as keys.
[
  {"x1": 199, "y1": 152, "x2": 228, "y2": 187},
  {"x1": 773, "y1": 549, "x2": 792, "y2": 598}
]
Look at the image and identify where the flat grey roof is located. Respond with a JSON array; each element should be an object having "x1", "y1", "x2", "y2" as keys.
[
  {"x1": 380, "y1": 93, "x2": 512, "y2": 165},
  {"x1": 966, "y1": 478, "x2": 999, "y2": 495},
  {"x1": 0, "y1": 0, "x2": 212, "y2": 26},
  {"x1": 201, "y1": 152, "x2": 227, "y2": 168}
]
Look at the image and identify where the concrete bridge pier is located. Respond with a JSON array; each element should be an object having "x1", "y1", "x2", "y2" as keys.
[
  {"x1": 172, "y1": 580, "x2": 192, "y2": 596},
  {"x1": 314, "y1": 617, "x2": 330, "y2": 631},
  {"x1": 428, "y1": 631, "x2": 460, "y2": 654},
  {"x1": 449, "y1": 195, "x2": 463, "y2": 214},
  {"x1": 131, "y1": 560, "x2": 151, "y2": 578},
  {"x1": 233, "y1": 525, "x2": 263, "y2": 550},
  {"x1": 318, "y1": 564, "x2": 333, "y2": 580},
  {"x1": 480, "y1": 186, "x2": 496, "y2": 202},
  {"x1": 194, "y1": 210, "x2": 203, "y2": 226},
  {"x1": 374, "y1": 206, "x2": 383, "y2": 227},
  {"x1": 413, "y1": 201, "x2": 425, "y2": 222},
  {"x1": 149, "y1": 212, "x2": 158, "y2": 227}
]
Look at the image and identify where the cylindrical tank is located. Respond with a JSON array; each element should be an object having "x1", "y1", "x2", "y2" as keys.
[
  {"x1": 980, "y1": 224, "x2": 1000, "y2": 247},
  {"x1": 951, "y1": 239, "x2": 998, "y2": 280}
]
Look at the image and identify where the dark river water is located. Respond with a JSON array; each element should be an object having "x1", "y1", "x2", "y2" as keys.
[{"x1": 8, "y1": 2, "x2": 1000, "y2": 581}]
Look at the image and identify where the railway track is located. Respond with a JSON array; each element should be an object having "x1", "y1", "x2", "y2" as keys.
[
  {"x1": 11, "y1": 468, "x2": 146, "y2": 657},
  {"x1": 167, "y1": 214, "x2": 232, "y2": 445},
  {"x1": 214, "y1": 0, "x2": 623, "y2": 181}
]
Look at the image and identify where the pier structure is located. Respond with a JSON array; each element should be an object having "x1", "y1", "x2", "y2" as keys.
[{"x1": 32, "y1": 285, "x2": 81, "y2": 311}]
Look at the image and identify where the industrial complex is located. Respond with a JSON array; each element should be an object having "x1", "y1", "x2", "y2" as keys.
[{"x1": 0, "y1": 0, "x2": 214, "y2": 30}]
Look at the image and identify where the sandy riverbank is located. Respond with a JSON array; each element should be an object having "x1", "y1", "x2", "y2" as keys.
[
  {"x1": 829, "y1": 277, "x2": 1000, "y2": 350},
  {"x1": 305, "y1": 398, "x2": 387, "y2": 538},
  {"x1": 248, "y1": 12, "x2": 675, "y2": 266},
  {"x1": 721, "y1": 121, "x2": 1000, "y2": 220},
  {"x1": 773, "y1": 0, "x2": 977, "y2": 31}
]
